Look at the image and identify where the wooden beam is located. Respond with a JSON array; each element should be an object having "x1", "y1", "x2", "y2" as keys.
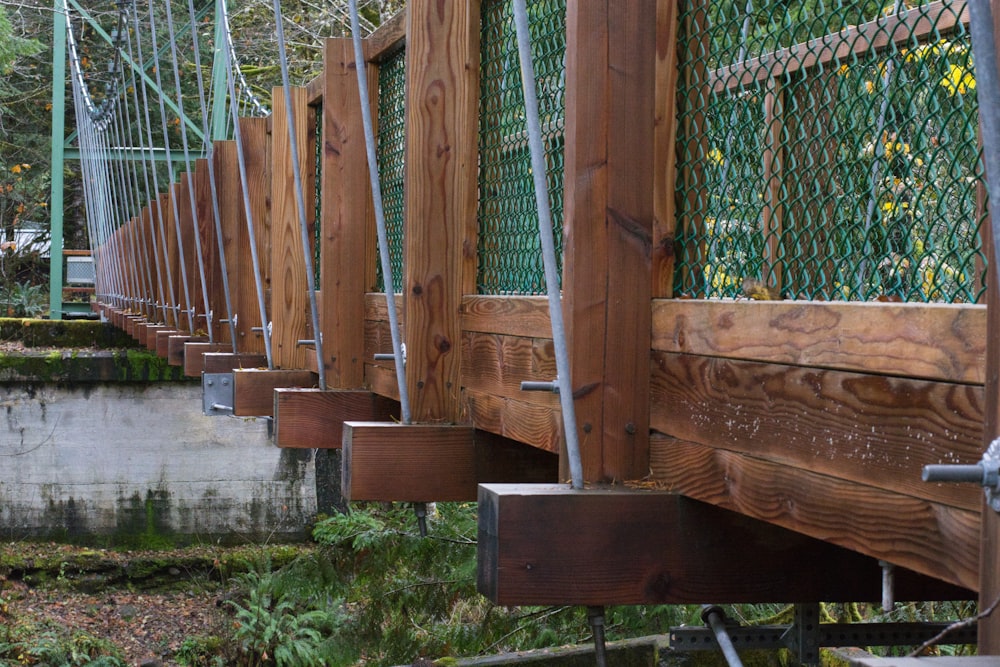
[
  {"x1": 364, "y1": 7, "x2": 406, "y2": 63},
  {"x1": 274, "y1": 389, "x2": 398, "y2": 448},
  {"x1": 202, "y1": 352, "x2": 268, "y2": 374},
  {"x1": 155, "y1": 328, "x2": 181, "y2": 358},
  {"x1": 402, "y1": 0, "x2": 479, "y2": 423},
  {"x1": 319, "y1": 38, "x2": 371, "y2": 389},
  {"x1": 232, "y1": 368, "x2": 317, "y2": 416},
  {"x1": 652, "y1": 0, "x2": 679, "y2": 297},
  {"x1": 652, "y1": 299, "x2": 987, "y2": 385},
  {"x1": 460, "y1": 295, "x2": 552, "y2": 339},
  {"x1": 270, "y1": 86, "x2": 313, "y2": 370},
  {"x1": 650, "y1": 438, "x2": 980, "y2": 592},
  {"x1": 168, "y1": 334, "x2": 206, "y2": 367},
  {"x1": 342, "y1": 422, "x2": 477, "y2": 501},
  {"x1": 183, "y1": 341, "x2": 231, "y2": 377},
  {"x1": 477, "y1": 484, "x2": 972, "y2": 606}
]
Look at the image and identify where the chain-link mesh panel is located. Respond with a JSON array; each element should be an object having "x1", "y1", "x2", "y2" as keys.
[
  {"x1": 675, "y1": 1, "x2": 985, "y2": 303},
  {"x1": 375, "y1": 48, "x2": 406, "y2": 293},
  {"x1": 477, "y1": 0, "x2": 566, "y2": 295}
]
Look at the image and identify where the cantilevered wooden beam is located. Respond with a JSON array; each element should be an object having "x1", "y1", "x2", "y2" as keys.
[
  {"x1": 232, "y1": 368, "x2": 317, "y2": 416},
  {"x1": 274, "y1": 389, "x2": 398, "y2": 448}
]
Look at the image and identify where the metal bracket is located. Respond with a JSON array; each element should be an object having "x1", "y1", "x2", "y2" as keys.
[
  {"x1": 783, "y1": 603, "x2": 820, "y2": 665},
  {"x1": 202, "y1": 372, "x2": 234, "y2": 416}
]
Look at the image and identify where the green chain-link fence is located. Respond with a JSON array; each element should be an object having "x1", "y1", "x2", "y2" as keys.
[
  {"x1": 675, "y1": 0, "x2": 985, "y2": 303},
  {"x1": 375, "y1": 48, "x2": 407, "y2": 293},
  {"x1": 477, "y1": 0, "x2": 566, "y2": 295}
]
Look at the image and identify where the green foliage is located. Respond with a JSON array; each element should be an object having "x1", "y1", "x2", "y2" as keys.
[
  {"x1": 0, "y1": 625, "x2": 126, "y2": 667},
  {"x1": 1, "y1": 281, "x2": 47, "y2": 318},
  {"x1": 176, "y1": 635, "x2": 226, "y2": 667}
]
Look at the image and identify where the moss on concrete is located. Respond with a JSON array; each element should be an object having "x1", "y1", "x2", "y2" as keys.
[
  {"x1": 0, "y1": 318, "x2": 136, "y2": 349},
  {"x1": 0, "y1": 349, "x2": 192, "y2": 383}
]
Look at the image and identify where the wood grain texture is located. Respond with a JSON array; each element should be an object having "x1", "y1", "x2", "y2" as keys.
[
  {"x1": 270, "y1": 86, "x2": 312, "y2": 369},
  {"x1": 365, "y1": 363, "x2": 401, "y2": 402},
  {"x1": 168, "y1": 335, "x2": 205, "y2": 366},
  {"x1": 274, "y1": 389, "x2": 398, "y2": 448},
  {"x1": 202, "y1": 352, "x2": 269, "y2": 374},
  {"x1": 236, "y1": 117, "x2": 271, "y2": 355},
  {"x1": 232, "y1": 368, "x2": 317, "y2": 416},
  {"x1": 342, "y1": 422, "x2": 476, "y2": 501},
  {"x1": 195, "y1": 159, "x2": 225, "y2": 342},
  {"x1": 652, "y1": 299, "x2": 987, "y2": 384},
  {"x1": 460, "y1": 332, "x2": 558, "y2": 406},
  {"x1": 183, "y1": 342, "x2": 231, "y2": 377},
  {"x1": 155, "y1": 328, "x2": 180, "y2": 358},
  {"x1": 320, "y1": 39, "x2": 370, "y2": 389},
  {"x1": 652, "y1": 0, "x2": 679, "y2": 298},
  {"x1": 460, "y1": 295, "x2": 552, "y2": 338},
  {"x1": 364, "y1": 7, "x2": 406, "y2": 63},
  {"x1": 649, "y1": 438, "x2": 980, "y2": 591},
  {"x1": 402, "y1": 0, "x2": 479, "y2": 423},
  {"x1": 650, "y1": 351, "x2": 983, "y2": 510},
  {"x1": 178, "y1": 175, "x2": 203, "y2": 328},
  {"x1": 464, "y1": 390, "x2": 562, "y2": 455},
  {"x1": 477, "y1": 483, "x2": 972, "y2": 606}
]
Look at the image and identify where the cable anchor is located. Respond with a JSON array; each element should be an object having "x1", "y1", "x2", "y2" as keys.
[{"x1": 922, "y1": 437, "x2": 1000, "y2": 512}]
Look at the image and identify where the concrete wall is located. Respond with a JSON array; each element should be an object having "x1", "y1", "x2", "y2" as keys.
[{"x1": 0, "y1": 381, "x2": 317, "y2": 545}]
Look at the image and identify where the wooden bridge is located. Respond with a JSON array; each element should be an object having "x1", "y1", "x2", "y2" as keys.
[{"x1": 82, "y1": 0, "x2": 1000, "y2": 651}]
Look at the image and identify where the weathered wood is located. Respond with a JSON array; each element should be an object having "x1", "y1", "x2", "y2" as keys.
[
  {"x1": 650, "y1": 352, "x2": 984, "y2": 511},
  {"x1": 464, "y1": 390, "x2": 562, "y2": 455},
  {"x1": 139, "y1": 323, "x2": 166, "y2": 347},
  {"x1": 402, "y1": 0, "x2": 479, "y2": 423},
  {"x1": 270, "y1": 86, "x2": 312, "y2": 370},
  {"x1": 365, "y1": 363, "x2": 400, "y2": 402},
  {"x1": 177, "y1": 174, "x2": 203, "y2": 326},
  {"x1": 183, "y1": 341, "x2": 231, "y2": 377},
  {"x1": 342, "y1": 422, "x2": 477, "y2": 501},
  {"x1": 155, "y1": 328, "x2": 181, "y2": 358},
  {"x1": 477, "y1": 484, "x2": 972, "y2": 606},
  {"x1": 233, "y1": 117, "x2": 270, "y2": 355},
  {"x1": 319, "y1": 38, "x2": 371, "y2": 389},
  {"x1": 364, "y1": 7, "x2": 406, "y2": 63},
  {"x1": 652, "y1": 0, "x2": 679, "y2": 298},
  {"x1": 305, "y1": 72, "x2": 324, "y2": 104},
  {"x1": 168, "y1": 335, "x2": 206, "y2": 367},
  {"x1": 649, "y1": 438, "x2": 980, "y2": 591},
  {"x1": 652, "y1": 299, "x2": 987, "y2": 384},
  {"x1": 460, "y1": 296, "x2": 552, "y2": 339},
  {"x1": 202, "y1": 352, "x2": 268, "y2": 374},
  {"x1": 232, "y1": 368, "x2": 317, "y2": 416},
  {"x1": 195, "y1": 158, "x2": 226, "y2": 344},
  {"x1": 460, "y1": 332, "x2": 558, "y2": 406},
  {"x1": 274, "y1": 389, "x2": 398, "y2": 448}
]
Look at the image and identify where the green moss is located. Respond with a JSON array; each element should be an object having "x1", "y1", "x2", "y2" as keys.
[{"x1": 0, "y1": 318, "x2": 136, "y2": 349}]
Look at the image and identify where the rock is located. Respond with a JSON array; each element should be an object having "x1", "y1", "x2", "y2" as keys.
[{"x1": 140, "y1": 659, "x2": 163, "y2": 667}]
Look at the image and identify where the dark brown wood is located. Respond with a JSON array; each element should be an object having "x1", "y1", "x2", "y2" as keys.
[
  {"x1": 155, "y1": 328, "x2": 180, "y2": 358},
  {"x1": 464, "y1": 390, "x2": 562, "y2": 455},
  {"x1": 232, "y1": 368, "x2": 317, "y2": 416},
  {"x1": 473, "y1": 431, "x2": 560, "y2": 485},
  {"x1": 202, "y1": 352, "x2": 269, "y2": 374},
  {"x1": 234, "y1": 117, "x2": 271, "y2": 356},
  {"x1": 649, "y1": 438, "x2": 980, "y2": 591},
  {"x1": 274, "y1": 389, "x2": 398, "y2": 448},
  {"x1": 168, "y1": 335, "x2": 206, "y2": 367},
  {"x1": 477, "y1": 484, "x2": 972, "y2": 606},
  {"x1": 652, "y1": 299, "x2": 987, "y2": 384},
  {"x1": 319, "y1": 38, "x2": 371, "y2": 389},
  {"x1": 402, "y1": 0, "x2": 479, "y2": 423},
  {"x1": 183, "y1": 342, "x2": 231, "y2": 377},
  {"x1": 650, "y1": 352, "x2": 984, "y2": 511},
  {"x1": 460, "y1": 332, "x2": 557, "y2": 407},
  {"x1": 364, "y1": 8, "x2": 406, "y2": 63},
  {"x1": 342, "y1": 422, "x2": 477, "y2": 501}
]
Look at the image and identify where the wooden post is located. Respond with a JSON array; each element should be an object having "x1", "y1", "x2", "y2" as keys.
[
  {"x1": 195, "y1": 158, "x2": 226, "y2": 344},
  {"x1": 270, "y1": 86, "x2": 314, "y2": 369},
  {"x1": 652, "y1": 0, "x2": 680, "y2": 298},
  {"x1": 402, "y1": 0, "x2": 480, "y2": 423},
  {"x1": 563, "y1": 0, "x2": 656, "y2": 481},
  {"x1": 319, "y1": 38, "x2": 372, "y2": 388}
]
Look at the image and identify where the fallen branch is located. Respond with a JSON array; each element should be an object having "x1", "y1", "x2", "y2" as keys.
[{"x1": 908, "y1": 594, "x2": 1000, "y2": 657}]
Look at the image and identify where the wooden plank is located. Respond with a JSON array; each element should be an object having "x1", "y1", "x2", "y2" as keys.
[
  {"x1": 270, "y1": 86, "x2": 312, "y2": 370},
  {"x1": 144, "y1": 326, "x2": 175, "y2": 351},
  {"x1": 234, "y1": 117, "x2": 270, "y2": 355},
  {"x1": 460, "y1": 332, "x2": 558, "y2": 406},
  {"x1": 232, "y1": 368, "x2": 317, "y2": 416},
  {"x1": 652, "y1": 299, "x2": 987, "y2": 384},
  {"x1": 460, "y1": 295, "x2": 552, "y2": 339},
  {"x1": 402, "y1": 0, "x2": 479, "y2": 423},
  {"x1": 274, "y1": 389, "x2": 398, "y2": 448},
  {"x1": 477, "y1": 484, "x2": 972, "y2": 606},
  {"x1": 365, "y1": 363, "x2": 400, "y2": 402},
  {"x1": 473, "y1": 431, "x2": 560, "y2": 485},
  {"x1": 710, "y1": 0, "x2": 968, "y2": 94},
  {"x1": 138, "y1": 323, "x2": 165, "y2": 347},
  {"x1": 305, "y1": 72, "x2": 324, "y2": 104},
  {"x1": 319, "y1": 38, "x2": 371, "y2": 389},
  {"x1": 183, "y1": 341, "x2": 230, "y2": 377},
  {"x1": 342, "y1": 423, "x2": 476, "y2": 501},
  {"x1": 464, "y1": 390, "x2": 562, "y2": 455},
  {"x1": 177, "y1": 174, "x2": 203, "y2": 327},
  {"x1": 649, "y1": 438, "x2": 980, "y2": 591},
  {"x1": 652, "y1": 0, "x2": 679, "y2": 298},
  {"x1": 195, "y1": 158, "x2": 226, "y2": 343},
  {"x1": 364, "y1": 8, "x2": 407, "y2": 63},
  {"x1": 202, "y1": 352, "x2": 268, "y2": 374},
  {"x1": 168, "y1": 334, "x2": 206, "y2": 366},
  {"x1": 155, "y1": 328, "x2": 180, "y2": 358},
  {"x1": 650, "y1": 351, "x2": 984, "y2": 511}
]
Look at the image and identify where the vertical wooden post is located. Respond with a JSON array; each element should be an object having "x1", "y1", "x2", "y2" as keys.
[
  {"x1": 214, "y1": 141, "x2": 242, "y2": 348},
  {"x1": 978, "y1": 0, "x2": 1000, "y2": 650},
  {"x1": 320, "y1": 38, "x2": 372, "y2": 389},
  {"x1": 652, "y1": 0, "x2": 679, "y2": 298},
  {"x1": 195, "y1": 158, "x2": 225, "y2": 342},
  {"x1": 563, "y1": 0, "x2": 657, "y2": 482},
  {"x1": 270, "y1": 86, "x2": 314, "y2": 369},
  {"x1": 402, "y1": 0, "x2": 480, "y2": 423},
  {"x1": 237, "y1": 117, "x2": 272, "y2": 354}
]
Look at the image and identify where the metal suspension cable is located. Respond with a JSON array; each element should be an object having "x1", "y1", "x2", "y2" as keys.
[
  {"x1": 185, "y1": 0, "x2": 237, "y2": 350},
  {"x1": 121, "y1": 23, "x2": 163, "y2": 319},
  {"x1": 147, "y1": 0, "x2": 195, "y2": 332},
  {"x1": 221, "y1": 8, "x2": 269, "y2": 118},
  {"x1": 272, "y1": 0, "x2": 326, "y2": 390},
  {"x1": 512, "y1": 0, "x2": 583, "y2": 490},
  {"x1": 219, "y1": 0, "x2": 273, "y2": 367},
  {"x1": 131, "y1": 4, "x2": 177, "y2": 324},
  {"x1": 163, "y1": 0, "x2": 214, "y2": 339},
  {"x1": 347, "y1": 0, "x2": 412, "y2": 424}
]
